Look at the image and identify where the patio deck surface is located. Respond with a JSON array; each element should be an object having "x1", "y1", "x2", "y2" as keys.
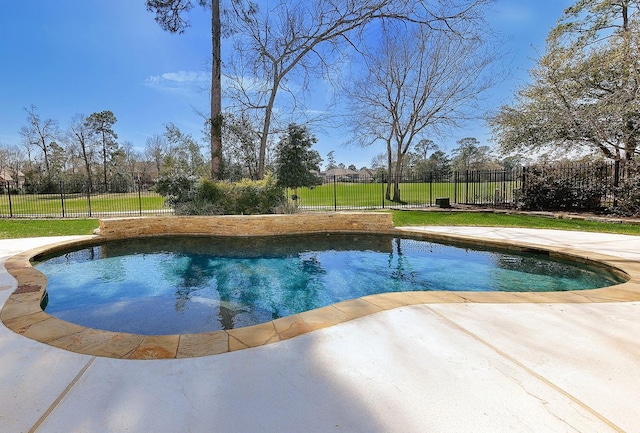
[{"x1": 1, "y1": 227, "x2": 639, "y2": 433}]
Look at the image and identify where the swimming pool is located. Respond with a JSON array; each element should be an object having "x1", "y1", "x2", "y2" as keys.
[{"x1": 35, "y1": 234, "x2": 624, "y2": 335}]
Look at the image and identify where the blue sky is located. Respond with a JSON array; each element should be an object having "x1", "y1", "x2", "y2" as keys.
[{"x1": 0, "y1": 1, "x2": 573, "y2": 169}]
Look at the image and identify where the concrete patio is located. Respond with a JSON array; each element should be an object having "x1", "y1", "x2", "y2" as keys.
[{"x1": 1, "y1": 227, "x2": 639, "y2": 432}]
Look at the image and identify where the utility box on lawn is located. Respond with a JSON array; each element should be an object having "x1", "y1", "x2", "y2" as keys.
[{"x1": 435, "y1": 197, "x2": 450, "y2": 208}]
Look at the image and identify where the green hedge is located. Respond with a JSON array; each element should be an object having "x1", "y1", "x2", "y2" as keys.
[
  {"x1": 157, "y1": 173, "x2": 287, "y2": 215},
  {"x1": 520, "y1": 163, "x2": 609, "y2": 211}
]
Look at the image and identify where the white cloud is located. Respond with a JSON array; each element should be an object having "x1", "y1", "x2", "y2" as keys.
[
  {"x1": 143, "y1": 70, "x2": 210, "y2": 96},
  {"x1": 160, "y1": 71, "x2": 209, "y2": 83}
]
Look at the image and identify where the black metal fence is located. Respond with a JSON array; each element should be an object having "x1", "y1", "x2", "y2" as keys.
[
  {"x1": 1, "y1": 179, "x2": 170, "y2": 218},
  {"x1": 294, "y1": 169, "x2": 522, "y2": 210},
  {"x1": 1, "y1": 161, "x2": 637, "y2": 218}
]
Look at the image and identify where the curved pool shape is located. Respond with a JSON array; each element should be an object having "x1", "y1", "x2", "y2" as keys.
[{"x1": 35, "y1": 234, "x2": 624, "y2": 335}]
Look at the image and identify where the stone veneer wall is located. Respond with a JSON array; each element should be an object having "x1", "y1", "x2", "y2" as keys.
[{"x1": 98, "y1": 212, "x2": 395, "y2": 238}]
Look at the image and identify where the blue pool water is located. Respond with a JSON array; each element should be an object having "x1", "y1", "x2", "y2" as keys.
[{"x1": 35, "y1": 234, "x2": 623, "y2": 335}]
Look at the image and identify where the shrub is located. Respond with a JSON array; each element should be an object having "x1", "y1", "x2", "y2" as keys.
[
  {"x1": 519, "y1": 163, "x2": 609, "y2": 211},
  {"x1": 610, "y1": 160, "x2": 640, "y2": 216},
  {"x1": 253, "y1": 173, "x2": 289, "y2": 214},
  {"x1": 157, "y1": 172, "x2": 286, "y2": 215},
  {"x1": 155, "y1": 174, "x2": 198, "y2": 209}
]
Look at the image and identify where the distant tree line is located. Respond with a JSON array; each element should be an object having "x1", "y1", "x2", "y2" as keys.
[
  {"x1": 364, "y1": 137, "x2": 523, "y2": 182},
  {"x1": 0, "y1": 106, "x2": 208, "y2": 194}
]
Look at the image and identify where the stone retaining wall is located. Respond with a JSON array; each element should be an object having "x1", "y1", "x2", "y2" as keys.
[{"x1": 98, "y1": 212, "x2": 394, "y2": 238}]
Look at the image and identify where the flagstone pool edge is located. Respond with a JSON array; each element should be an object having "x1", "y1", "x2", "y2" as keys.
[{"x1": 2, "y1": 213, "x2": 639, "y2": 360}]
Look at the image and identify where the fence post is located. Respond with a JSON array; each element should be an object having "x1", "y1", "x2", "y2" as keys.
[
  {"x1": 59, "y1": 180, "x2": 66, "y2": 218},
  {"x1": 381, "y1": 174, "x2": 386, "y2": 209},
  {"x1": 613, "y1": 159, "x2": 620, "y2": 207},
  {"x1": 465, "y1": 170, "x2": 469, "y2": 204},
  {"x1": 429, "y1": 173, "x2": 433, "y2": 206},
  {"x1": 86, "y1": 181, "x2": 92, "y2": 217},
  {"x1": 333, "y1": 176, "x2": 337, "y2": 212},
  {"x1": 6, "y1": 182, "x2": 13, "y2": 218},
  {"x1": 138, "y1": 178, "x2": 143, "y2": 216},
  {"x1": 502, "y1": 170, "x2": 507, "y2": 207},
  {"x1": 453, "y1": 171, "x2": 458, "y2": 204}
]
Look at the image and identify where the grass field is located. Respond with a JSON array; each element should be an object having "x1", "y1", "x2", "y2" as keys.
[
  {"x1": 0, "y1": 192, "x2": 166, "y2": 217},
  {"x1": 1, "y1": 210, "x2": 638, "y2": 239},
  {"x1": 0, "y1": 219, "x2": 100, "y2": 238},
  {"x1": 292, "y1": 180, "x2": 518, "y2": 208},
  {"x1": 392, "y1": 210, "x2": 640, "y2": 235}
]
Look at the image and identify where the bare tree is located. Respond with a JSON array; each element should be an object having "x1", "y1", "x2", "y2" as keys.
[
  {"x1": 19, "y1": 105, "x2": 59, "y2": 176},
  {"x1": 226, "y1": 0, "x2": 494, "y2": 179},
  {"x1": 119, "y1": 140, "x2": 144, "y2": 184},
  {"x1": 67, "y1": 114, "x2": 97, "y2": 191},
  {"x1": 370, "y1": 153, "x2": 387, "y2": 170},
  {"x1": 347, "y1": 21, "x2": 497, "y2": 201},
  {"x1": 145, "y1": 133, "x2": 169, "y2": 176}
]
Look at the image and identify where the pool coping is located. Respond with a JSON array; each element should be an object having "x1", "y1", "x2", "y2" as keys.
[{"x1": 2, "y1": 227, "x2": 640, "y2": 360}]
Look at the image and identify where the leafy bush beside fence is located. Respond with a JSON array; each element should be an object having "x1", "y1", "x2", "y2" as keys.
[
  {"x1": 517, "y1": 161, "x2": 639, "y2": 216},
  {"x1": 158, "y1": 173, "x2": 286, "y2": 215},
  {"x1": 519, "y1": 163, "x2": 612, "y2": 211},
  {"x1": 611, "y1": 160, "x2": 640, "y2": 216}
]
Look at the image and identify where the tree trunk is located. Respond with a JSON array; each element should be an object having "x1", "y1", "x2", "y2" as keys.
[
  {"x1": 39, "y1": 134, "x2": 50, "y2": 175},
  {"x1": 385, "y1": 141, "x2": 393, "y2": 200},
  {"x1": 392, "y1": 168, "x2": 402, "y2": 202},
  {"x1": 102, "y1": 132, "x2": 108, "y2": 190},
  {"x1": 392, "y1": 147, "x2": 404, "y2": 202},
  {"x1": 81, "y1": 148, "x2": 93, "y2": 192},
  {"x1": 210, "y1": 0, "x2": 222, "y2": 180},
  {"x1": 42, "y1": 146, "x2": 50, "y2": 175},
  {"x1": 258, "y1": 84, "x2": 279, "y2": 179}
]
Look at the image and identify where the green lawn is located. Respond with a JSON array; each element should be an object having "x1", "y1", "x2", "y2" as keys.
[
  {"x1": 0, "y1": 192, "x2": 166, "y2": 216},
  {"x1": 392, "y1": 210, "x2": 640, "y2": 235},
  {"x1": 1, "y1": 210, "x2": 638, "y2": 239},
  {"x1": 292, "y1": 180, "x2": 517, "y2": 207},
  {"x1": 0, "y1": 219, "x2": 100, "y2": 238}
]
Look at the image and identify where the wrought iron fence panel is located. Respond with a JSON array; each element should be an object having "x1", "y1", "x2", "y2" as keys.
[
  {"x1": 2, "y1": 162, "x2": 635, "y2": 217},
  {"x1": 1, "y1": 179, "x2": 170, "y2": 218}
]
